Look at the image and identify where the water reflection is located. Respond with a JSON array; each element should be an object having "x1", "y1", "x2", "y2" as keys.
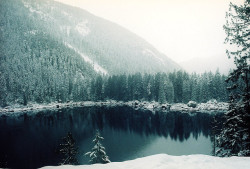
[{"x1": 0, "y1": 106, "x2": 215, "y2": 169}]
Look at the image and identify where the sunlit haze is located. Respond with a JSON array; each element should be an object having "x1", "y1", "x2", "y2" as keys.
[{"x1": 55, "y1": 0, "x2": 244, "y2": 64}]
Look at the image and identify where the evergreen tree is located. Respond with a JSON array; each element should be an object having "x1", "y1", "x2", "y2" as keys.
[
  {"x1": 59, "y1": 132, "x2": 79, "y2": 165},
  {"x1": 95, "y1": 75, "x2": 104, "y2": 101},
  {"x1": 154, "y1": 73, "x2": 161, "y2": 101},
  {"x1": 117, "y1": 74, "x2": 128, "y2": 101},
  {"x1": 90, "y1": 78, "x2": 96, "y2": 101},
  {"x1": 217, "y1": 0, "x2": 250, "y2": 157},
  {"x1": 158, "y1": 74, "x2": 166, "y2": 104},
  {"x1": 210, "y1": 115, "x2": 221, "y2": 156},
  {"x1": 213, "y1": 69, "x2": 222, "y2": 100},
  {"x1": 165, "y1": 80, "x2": 174, "y2": 103},
  {"x1": 182, "y1": 80, "x2": 191, "y2": 103},
  {"x1": 85, "y1": 131, "x2": 111, "y2": 164},
  {"x1": 200, "y1": 73, "x2": 209, "y2": 102}
]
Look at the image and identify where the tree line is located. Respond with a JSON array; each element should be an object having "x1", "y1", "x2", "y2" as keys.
[
  {"x1": 90, "y1": 70, "x2": 228, "y2": 104},
  {"x1": 0, "y1": 68, "x2": 229, "y2": 107}
]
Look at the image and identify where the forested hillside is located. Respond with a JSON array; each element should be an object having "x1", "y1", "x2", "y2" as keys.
[
  {"x1": 0, "y1": 0, "x2": 96, "y2": 106},
  {"x1": 0, "y1": 0, "x2": 229, "y2": 107},
  {"x1": 0, "y1": 0, "x2": 182, "y2": 107},
  {"x1": 2, "y1": 0, "x2": 180, "y2": 74}
]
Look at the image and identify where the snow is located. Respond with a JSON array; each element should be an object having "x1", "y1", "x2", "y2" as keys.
[
  {"x1": 61, "y1": 11, "x2": 71, "y2": 17},
  {"x1": 142, "y1": 49, "x2": 164, "y2": 63},
  {"x1": 75, "y1": 20, "x2": 90, "y2": 37},
  {"x1": 124, "y1": 100, "x2": 228, "y2": 114},
  {"x1": 0, "y1": 100, "x2": 228, "y2": 116},
  {"x1": 23, "y1": 1, "x2": 36, "y2": 13},
  {"x1": 64, "y1": 42, "x2": 108, "y2": 75},
  {"x1": 60, "y1": 26, "x2": 71, "y2": 36},
  {"x1": 41, "y1": 154, "x2": 250, "y2": 169},
  {"x1": 24, "y1": 30, "x2": 39, "y2": 35},
  {"x1": 22, "y1": 0, "x2": 53, "y2": 20}
]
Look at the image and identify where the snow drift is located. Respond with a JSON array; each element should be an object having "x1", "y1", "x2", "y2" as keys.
[{"x1": 41, "y1": 154, "x2": 250, "y2": 169}]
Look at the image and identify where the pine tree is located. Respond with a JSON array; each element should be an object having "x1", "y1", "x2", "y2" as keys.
[
  {"x1": 165, "y1": 80, "x2": 174, "y2": 103},
  {"x1": 59, "y1": 132, "x2": 79, "y2": 165},
  {"x1": 217, "y1": 0, "x2": 250, "y2": 157},
  {"x1": 85, "y1": 131, "x2": 111, "y2": 164},
  {"x1": 158, "y1": 74, "x2": 166, "y2": 104},
  {"x1": 182, "y1": 80, "x2": 191, "y2": 103},
  {"x1": 210, "y1": 115, "x2": 220, "y2": 156}
]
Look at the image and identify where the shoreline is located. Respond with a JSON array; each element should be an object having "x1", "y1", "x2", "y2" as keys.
[{"x1": 0, "y1": 100, "x2": 228, "y2": 115}]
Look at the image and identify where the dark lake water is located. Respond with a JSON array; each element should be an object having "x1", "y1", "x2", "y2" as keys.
[{"x1": 0, "y1": 106, "x2": 219, "y2": 169}]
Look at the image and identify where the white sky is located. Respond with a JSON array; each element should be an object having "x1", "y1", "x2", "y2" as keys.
[{"x1": 55, "y1": 0, "x2": 244, "y2": 63}]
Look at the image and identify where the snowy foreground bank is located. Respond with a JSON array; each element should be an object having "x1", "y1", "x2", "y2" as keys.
[
  {"x1": 41, "y1": 154, "x2": 250, "y2": 169},
  {"x1": 0, "y1": 100, "x2": 228, "y2": 115}
]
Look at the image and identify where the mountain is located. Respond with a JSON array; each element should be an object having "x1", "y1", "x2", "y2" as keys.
[
  {"x1": 179, "y1": 55, "x2": 235, "y2": 74},
  {"x1": 0, "y1": 0, "x2": 180, "y2": 106},
  {"x1": 10, "y1": 0, "x2": 180, "y2": 75}
]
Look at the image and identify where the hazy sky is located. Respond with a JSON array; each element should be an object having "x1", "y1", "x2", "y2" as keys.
[{"x1": 55, "y1": 0, "x2": 244, "y2": 63}]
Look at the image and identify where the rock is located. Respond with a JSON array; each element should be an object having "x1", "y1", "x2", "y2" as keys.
[
  {"x1": 134, "y1": 100, "x2": 139, "y2": 107},
  {"x1": 161, "y1": 104, "x2": 171, "y2": 111},
  {"x1": 187, "y1": 101, "x2": 197, "y2": 108},
  {"x1": 207, "y1": 99, "x2": 217, "y2": 104}
]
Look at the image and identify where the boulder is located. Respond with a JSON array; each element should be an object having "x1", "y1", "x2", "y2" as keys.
[
  {"x1": 187, "y1": 101, "x2": 197, "y2": 108},
  {"x1": 161, "y1": 104, "x2": 171, "y2": 110}
]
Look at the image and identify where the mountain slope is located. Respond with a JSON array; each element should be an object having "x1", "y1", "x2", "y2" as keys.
[
  {"x1": 21, "y1": 0, "x2": 181, "y2": 74},
  {"x1": 0, "y1": 0, "x2": 96, "y2": 105},
  {"x1": 0, "y1": 0, "x2": 180, "y2": 106}
]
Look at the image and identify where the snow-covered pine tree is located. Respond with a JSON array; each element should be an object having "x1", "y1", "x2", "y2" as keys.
[
  {"x1": 85, "y1": 131, "x2": 111, "y2": 164},
  {"x1": 158, "y1": 74, "x2": 166, "y2": 104},
  {"x1": 216, "y1": 0, "x2": 250, "y2": 157},
  {"x1": 165, "y1": 80, "x2": 174, "y2": 103},
  {"x1": 59, "y1": 132, "x2": 79, "y2": 165},
  {"x1": 210, "y1": 115, "x2": 221, "y2": 156}
]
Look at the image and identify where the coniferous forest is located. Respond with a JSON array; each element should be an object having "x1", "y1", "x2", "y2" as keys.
[
  {"x1": 90, "y1": 71, "x2": 229, "y2": 103},
  {"x1": 0, "y1": 0, "x2": 231, "y2": 108},
  {"x1": 0, "y1": 0, "x2": 250, "y2": 169},
  {"x1": 0, "y1": 69, "x2": 229, "y2": 107}
]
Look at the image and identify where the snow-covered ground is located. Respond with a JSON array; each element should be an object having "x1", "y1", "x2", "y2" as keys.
[
  {"x1": 0, "y1": 100, "x2": 228, "y2": 116},
  {"x1": 22, "y1": 0, "x2": 53, "y2": 21},
  {"x1": 75, "y1": 20, "x2": 90, "y2": 37},
  {"x1": 41, "y1": 154, "x2": 250, "y2": 169},
  {"x1": 124, "y1": 100, "x2": 228, "y2": 114},
  {"x1": 64, "y1": 42, "x2": 108, "y2": 75},
  {"x1": 142, "y1": 49, "x2": 164, "y2": 63}
]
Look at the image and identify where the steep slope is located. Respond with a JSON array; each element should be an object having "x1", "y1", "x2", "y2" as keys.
[
  {"x1": 0, "y1": 0, "x2": 96, "y2": 106},
  {"x1": 21, "y1": 0, "x2": 181, "y2": 74},
  {"x1": 0, "y1": 0, "x2": 180, "y2": 106}
]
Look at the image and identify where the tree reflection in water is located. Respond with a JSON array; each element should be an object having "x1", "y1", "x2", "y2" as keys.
[{"x1": 0, "y1": 106, "x2": 221, "y2": 169}]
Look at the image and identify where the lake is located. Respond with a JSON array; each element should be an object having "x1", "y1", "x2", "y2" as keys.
[{"x1": 0, "y1": 106, "x2": 219, "y2": 169}]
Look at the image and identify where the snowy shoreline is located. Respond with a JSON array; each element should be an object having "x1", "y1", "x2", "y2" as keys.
[
  {"x1": 0, "y1": 100, "x2": 228, "y2": 115},
  {"x1": 41, "y1": 154, "x2": 250, "y2": 169}
]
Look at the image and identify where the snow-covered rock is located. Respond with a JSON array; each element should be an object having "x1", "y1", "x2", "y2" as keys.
[
  {"x1": 187, "y1": 101, "x2": 197, "y2": 108},
  {"x1": 75, "y1": 20, "x2": 90, "y2": 37},
  {"x1": 41, "y1": 154, "x2": 250, "y2": 169},
  {"x1": 0, "y1": 100, "x2": 229, "y2": 116}
]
